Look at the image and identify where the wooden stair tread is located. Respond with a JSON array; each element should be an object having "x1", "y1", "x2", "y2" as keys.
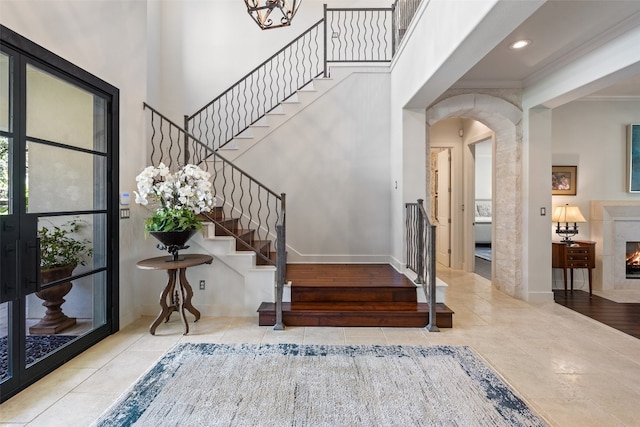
[
  {"x1": 252, "y1": 239, "x2": 271, "y2": 250},
  {"x1": 235, "y1": 228, "x2": 255, "y2": 239},
  {"x1": 287, "y1": 264, "x2": 416, "y2": 288}
]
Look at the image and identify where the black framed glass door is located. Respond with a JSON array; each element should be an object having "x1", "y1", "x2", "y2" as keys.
[{"x1": 1, "y1": 26, "x2": 119, "y2": 402}]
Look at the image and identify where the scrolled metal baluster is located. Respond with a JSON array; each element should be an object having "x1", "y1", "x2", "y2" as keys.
[
  {"x1": 262, "y1": 188, "x2": 271, "y2": 244},
  {"x1": 213, "y1": 103, "x2": 221, "y2": 152},
  {"x1": 148, "y1": 106, "x2": 159, "y2": 165},
  {"x1": 357, "y1": 11, "x2": 364, "y2": 61}
]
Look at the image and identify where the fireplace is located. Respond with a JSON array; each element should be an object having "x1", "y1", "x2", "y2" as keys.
[
  {"x1": 591, "y1": 201, "x2": 640, "y2": 290},
  {"x1": 626, "y1": 242, "x2": 640, "y2": 279}
]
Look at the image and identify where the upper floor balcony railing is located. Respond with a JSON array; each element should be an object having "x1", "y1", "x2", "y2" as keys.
[{"x1": 185, "y1": 1, "x2": 422, "y2": 153}]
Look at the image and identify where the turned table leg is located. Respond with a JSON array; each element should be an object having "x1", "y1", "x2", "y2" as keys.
[
  {"x1": 179, "y1": 267, "x2": 201, "y2": 322},
  {"x1": 149, "y1": 269, "x2": 178, "y2": 335}
]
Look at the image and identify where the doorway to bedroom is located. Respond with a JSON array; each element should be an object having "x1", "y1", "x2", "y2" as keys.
[{"x1": 473, "y1": 138, "x2": 492, "y2": 280}]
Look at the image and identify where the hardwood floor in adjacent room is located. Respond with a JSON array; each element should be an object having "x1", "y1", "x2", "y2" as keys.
[
  {"x1": 474, "y1": 257, "x2": 491, "y2": 280},
  {"x1": 553, "y1": 289, "x2": 640, "y2": 339}
]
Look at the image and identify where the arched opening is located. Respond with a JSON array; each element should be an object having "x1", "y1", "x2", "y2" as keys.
[{"x1": 425, "y1": 93, "x2": 524, "y2": 299}]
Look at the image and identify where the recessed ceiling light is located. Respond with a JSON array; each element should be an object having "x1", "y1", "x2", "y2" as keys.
[{"x1": 509, "y1": 39, "x2": 531, "y2": 50}]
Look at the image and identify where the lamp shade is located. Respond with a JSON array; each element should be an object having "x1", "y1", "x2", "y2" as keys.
[{"x1": 552, "y1": 205, "x2": 586, "y2": 223}]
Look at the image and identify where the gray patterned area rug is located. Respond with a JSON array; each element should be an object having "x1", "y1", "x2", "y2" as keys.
[{"x1": 93, "y1": 343, "x2": 548, "y2": 427}]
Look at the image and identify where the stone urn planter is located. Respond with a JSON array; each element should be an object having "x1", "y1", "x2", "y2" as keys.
[{"x1": 29, "y1": 264, "x2": 77, "y2": 335}]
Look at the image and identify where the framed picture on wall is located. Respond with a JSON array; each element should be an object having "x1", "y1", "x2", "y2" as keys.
[
  {"x1": 552, "y1": 166, "x2": 577, "y2": 196},
  {"x1": 628, "y1": 124, "x2": 640, "y2": 192}
]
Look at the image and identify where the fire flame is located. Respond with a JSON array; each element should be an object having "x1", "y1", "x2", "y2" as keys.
[{"x1": 626, "y1": 243, "x2": 640, "y2": 266}]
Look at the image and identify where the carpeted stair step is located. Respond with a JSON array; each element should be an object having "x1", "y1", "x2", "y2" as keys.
[{"x1": 257, "y1": 302, "x2": 453, "y2": 328}]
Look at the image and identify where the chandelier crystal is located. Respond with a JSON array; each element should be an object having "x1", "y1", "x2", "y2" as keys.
[{"x1": 244, "y1": 0, "x2": 302, "y2": 30}]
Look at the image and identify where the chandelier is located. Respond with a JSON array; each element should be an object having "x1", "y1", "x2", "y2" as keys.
[{"x1": 244, "y1": 0, "x2": 302, "y2": 30}]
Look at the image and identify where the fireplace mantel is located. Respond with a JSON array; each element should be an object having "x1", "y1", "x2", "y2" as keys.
[{"x1": 590, "y1": 201, "x2": 640, "y2": 290}]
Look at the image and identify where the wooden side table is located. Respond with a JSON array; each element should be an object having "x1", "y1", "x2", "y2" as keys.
[
  {"x1": 137, "y1": 254, "x2": 213, "y2": 335},
  {"x1": 552, "y1": 241, "x2": 595, "y2": 297}
]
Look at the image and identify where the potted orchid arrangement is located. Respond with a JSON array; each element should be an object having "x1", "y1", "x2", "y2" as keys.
[{"x1": 134, "y1": 162, "x2": 216, "y2": 234}]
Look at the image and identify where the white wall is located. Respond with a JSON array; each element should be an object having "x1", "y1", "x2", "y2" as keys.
[
  {"x1": 153, "y1": 0, "x2": 391, "y2": 121},
  {"x1": 230, "y1": 71, "x2": 392, "y2": 262},
  {"x1": 552, "y1": 99, "x2": 640, "y2": 226},
  {"x1": 2, "y1": 0, "x2": 150, "y2": 326},
  {"x1": 474, "y1": 139, "x2": 492, "y2": 200}
]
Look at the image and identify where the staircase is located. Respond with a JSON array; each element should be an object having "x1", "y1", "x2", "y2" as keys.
[
  {"x1": 204, "y1": 206, "x2": 276, "y2": 266},
  {"x1": 257, "y1": 264, "x2": 454, "y2": 327},
  {"x1": 144, "y1": 4, "x2": 450, "y2": 329}
]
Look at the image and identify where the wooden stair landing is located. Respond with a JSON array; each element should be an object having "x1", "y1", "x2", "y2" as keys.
[{"x1": 257, "y1": 264, "x2": 453, "y2": 328}]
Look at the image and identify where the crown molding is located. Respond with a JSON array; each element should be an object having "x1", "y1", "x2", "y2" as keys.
[{"x1": 578, "y1": 95, "x2": 640, "y2": 102}]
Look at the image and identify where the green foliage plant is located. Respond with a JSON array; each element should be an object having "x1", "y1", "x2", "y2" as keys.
[
  {"x1": 39, "y1": 220, "x2": 93, "y2": 270},
  {"x1": 144, "y1": 206, "x2": 202, "y2": 233}
]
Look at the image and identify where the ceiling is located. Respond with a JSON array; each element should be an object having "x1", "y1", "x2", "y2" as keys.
[{"x1": 453, "y1": 0, "x2": 640, "y2": 98}]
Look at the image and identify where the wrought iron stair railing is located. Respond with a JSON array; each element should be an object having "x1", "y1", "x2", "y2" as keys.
[
  {"x1": 143, "y1": 1, "x2": 423, "y2": 331},
  {"x1": 185, "y1": 4, "x2": 404, "y2": 153},
  {"x1": 144, "y1": 102, "x2": 287, "y2": 330},
  {"x1": 405, "y1": 199, "x2": 439, "y2": 332}
]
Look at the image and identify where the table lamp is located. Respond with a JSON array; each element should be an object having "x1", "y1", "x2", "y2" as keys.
[{"x1": 552, "y1": 204, "x2": 586, "y2": 243}]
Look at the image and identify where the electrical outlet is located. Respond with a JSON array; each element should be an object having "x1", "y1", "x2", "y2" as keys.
[{"x1": 199, "y1": 280, "x2": 205, "y2": 290}]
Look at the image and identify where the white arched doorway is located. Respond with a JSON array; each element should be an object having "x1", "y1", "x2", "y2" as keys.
[{"x1": 425, "y1": 92, "x2": 525, "y2": 299}]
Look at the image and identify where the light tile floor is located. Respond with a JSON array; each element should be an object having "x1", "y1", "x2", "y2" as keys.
[{"x1": 2, "y1": 267, "x2": 640, "y2": 426}]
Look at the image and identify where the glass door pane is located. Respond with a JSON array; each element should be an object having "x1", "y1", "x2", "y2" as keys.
[
  {"x1": 20, "y1": 61, "x2": 109, "y2": 373},
  {"x1": 26, "y1": 65, "x2": 106, "y2": 153},
  {"x1": 0, "y1": 52, "x2": 9, "y2": 133}
]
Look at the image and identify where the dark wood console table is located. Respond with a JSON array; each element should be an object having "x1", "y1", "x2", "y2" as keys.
[
  {"x1": 552, "y1": 241, "x2": 595, "y2": 297},
  {"x1": 137, "y1": 254, "x2": 213, "y2": 335}
]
